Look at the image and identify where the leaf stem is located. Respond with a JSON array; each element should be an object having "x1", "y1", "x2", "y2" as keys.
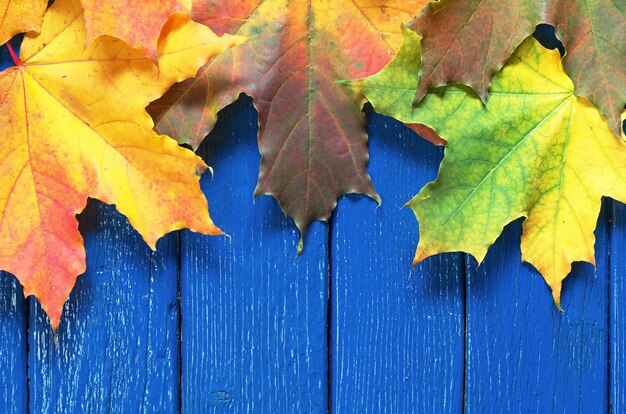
[{"x1": 6, "y1": 42, "x2": 21, "y2": 67}]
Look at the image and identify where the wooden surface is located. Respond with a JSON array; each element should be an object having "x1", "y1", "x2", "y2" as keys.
[
  {"x1": 331, "y1": 109, "x2": 464, "y2": 414},
  {"x1": 465, "y1": 214, "x2": 609, "y2": 413},
  {"x1": 612, "y1": 202, "x2": 626, "y2": 413},
  {"x1": 180, "y1": 98, "x2": 329, "y2": 413},
  {"x1": 1, "y1": 34, "x2": 625, "y2": 413}
]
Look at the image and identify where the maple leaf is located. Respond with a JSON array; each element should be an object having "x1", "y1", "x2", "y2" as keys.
[
  {"x1": 338, "y1": 26, "x2": 446, "y2": 146},
  {"x1": 350, "y1": 30, "x2": 626, "y2": 305},
  {"x1": 148, "y1": 0, "x2": 433, "y2": 251},
  {"x1": 340, "y1": 27, "x2": 447, "y2": 144},
  {"x1": 79, "y1": 0, "x2": 191, "y2": 62},
  {"x1": 0, "y1": 0, "x2": 243, "y2": 329},
  {"x1": 410, "y1": 0, "x2": 626, "y2": 137},
  {"x1": 0, "y1": 0, "x2": 48, "y2": 45}
]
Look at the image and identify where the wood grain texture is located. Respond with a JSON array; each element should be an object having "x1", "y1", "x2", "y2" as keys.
[
  {"x1": 0, "y1": 27, "x2": 624, "y2": 414},
  {"x1": 465, "y1": 208, "x2": 610, "y2": 412},
  {"x1": 28, "y1": 202, "x2": 180, "y2": 413},
  {"x1": 0, "y1": 272, "x2": 28, "y2": 414},
  {"x1": 331, "y1": 109, "x2": 464, "y2": 413},
  {"x1": 463, "y1": 26, "x2": 611, "y2": 412},
  {"x1": 612, "y1": 200, "x2": 626, "y2": 412},
  {"x1": 180, "y1": 96, "x2": 329, "y2": 413}
]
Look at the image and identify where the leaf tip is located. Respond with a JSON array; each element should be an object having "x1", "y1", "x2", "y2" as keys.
[
  {"x1": 228, "y1": 34, "x2": 248, "y2": 49},
  {"x1": 412, "y1": 246, "x2": 429, "y2": 267},
  {"x1": 46, "y1": 305, "x2": 63, "y2": 333},
  {"x1": 194, "y1": 163, "x2": 209, "y2": 178},
  {"x1": 374, "y1": 193, "x2": 382, "y2": 207},
  {"x1": 296, "y1": 237, "x2": 304, "y2": 256},
  {"x1": 552, "y1": 287, "x2": 563, "y2": 313},
  {"x1": 146, "y1": 239, "x2": 159, "y2": 252},
  {"x1": 412, "y1": 88, "x2": 426, "y2": 107}
]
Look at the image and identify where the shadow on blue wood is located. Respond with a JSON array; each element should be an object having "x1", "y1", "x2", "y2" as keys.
[
  {"x1": 0, "y1": 24, "x2": 624, "y2": 414},
  {"x1": 0, "y1": 272, "x2": 27, "y2": 414},
  {"x1": 180, "y1": 96, "x2": 328, "y2": 413},
  {"x1": 466, "y1": 208, "x2": 609, "y2": 412},
  {"x1": 28, "y1": 202, "x2": 180, "y2": 413},
  {"x1": 331, "y1": 108, "x2": 464, "y2": 413},
  {"x1": 612, "y1": 201, "x2": 626, "y2": 412}
]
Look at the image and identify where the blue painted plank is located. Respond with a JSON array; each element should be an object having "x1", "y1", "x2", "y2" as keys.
[
  {"x1": 611, "y1": 200, "x2": 626, "y2": 411},
  {"x1": 0, "y1": 273, "x2": 28, "y2": 414},
  {"x1": 1, "y1": 34, "x2": 180, "y2": 413},
  {"x1": 465, "y1": 208, "x2": 610, "y2": 412},
  {"x1": 0, "y1": 38, "x2": 28, "y2": 414},
  {"x1": 462, "y1": 26, "x2": 609, "y2": 412},
  {"x1": 180, "y1": 96, "x2": 329, "y2": 413},
  {"x1": 28, "y1": 202, "x2": 180, "y2": 413},
  {"x1": 331, "y1": 110, "x2": 465, "y2": 413}
]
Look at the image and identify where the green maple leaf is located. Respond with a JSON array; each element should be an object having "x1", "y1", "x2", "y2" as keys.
[{"x1": 346, "y1": 29, "x2": 626, "y2": 304}]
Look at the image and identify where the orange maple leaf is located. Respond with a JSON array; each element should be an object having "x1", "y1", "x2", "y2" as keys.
[
  {"x1": 0, "y1": 0, "x2": 242, "y2": 329},
  {"x1": 80, "y1": 0, "x2": 192, "y2": 62}
]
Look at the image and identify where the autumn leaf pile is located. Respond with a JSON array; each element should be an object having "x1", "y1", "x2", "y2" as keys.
[{"x1": 0, "y1": 0, "x2": 624, "y2": 329}]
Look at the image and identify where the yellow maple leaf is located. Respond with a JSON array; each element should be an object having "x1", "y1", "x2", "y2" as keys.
[
  {"x1": 0, "y1": 0, "x2": 48, "y2": 45},
  {"x1": 0, "y1": 0, "x2": 243, "y2": 329}
]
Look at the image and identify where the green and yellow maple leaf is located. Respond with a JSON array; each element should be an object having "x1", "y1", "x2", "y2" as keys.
[{"x1": 347, "y1": 29, "x2": 626, "y2": 304}]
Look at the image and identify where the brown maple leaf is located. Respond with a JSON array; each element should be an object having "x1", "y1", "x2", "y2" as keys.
[
  {"x1": 410, "y1": 0, "x2": 626, "y2": 137},
  {"x1": 148, "y1": 0, "x2": 432, "y2": 251}
]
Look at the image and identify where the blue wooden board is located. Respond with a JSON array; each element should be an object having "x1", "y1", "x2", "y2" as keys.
[
  {"x1": 331, "y1": 110, "x2": 464, "y2": 413},
  {"x1": 612, "y1": 201, "x2": 626, "y2": 412},
  {"x1": 0, "y1": 273, "x2": 27, "y2": 414},
  {"x1": 465, "y1": 212, "x2": 609, "y2": 412},
  {"x1": 179, "y1": 97, "x2": 329, "y2": 413},
  {"x1": 0, "y1": 26, "x2": 625, "y2": 414},
  {"x1": 28, "y1": 202, "x2": 180, "y2": 413}
]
